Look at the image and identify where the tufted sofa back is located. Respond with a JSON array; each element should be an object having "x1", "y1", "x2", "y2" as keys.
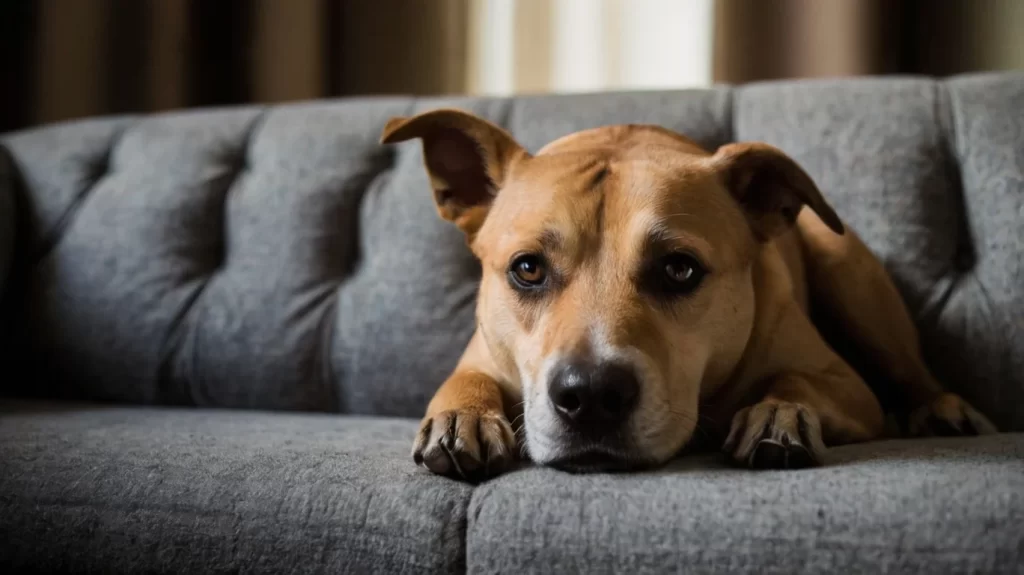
[{"x1": 1, "y1": 72, "x2": 1022, "y2": 430}]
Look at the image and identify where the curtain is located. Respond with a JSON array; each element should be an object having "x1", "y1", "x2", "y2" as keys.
[
  {"x1": 0, "y1": 0, "x2": 470, "y2": 133},
  {"x1": 2, "y1": 0, "x2": 1020, "y2": 133},
  {"x1": 713, "y1": 0, "x2": 1024, "y2": 83}
]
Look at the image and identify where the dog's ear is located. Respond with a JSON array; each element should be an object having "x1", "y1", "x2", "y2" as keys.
[
  {"x1": 710, "y1": 142, "x2": 844, "y2": 240},
  {"x1": 380, "y1": 108, "x2": 529, "y2": 239}
]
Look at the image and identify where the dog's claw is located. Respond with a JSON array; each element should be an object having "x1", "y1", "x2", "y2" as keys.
[
  {"x1": 725, "y1": 401, "x2": 826, "y2": 469},
  {"x1": 908, "y1": 393, "x2": 997, "y2": 438},
  {"x1": 411, "y1": 418, "x2": 431, "y2": 465},
  {"x1": 749, "y1": 439, "x2": 786, "y2": 469},
  {"x1": 412, "y1": 408, "x2": 517, "y2": 482},
  {"x1": 749, "y1": 438, "x2": 816, "y2": 469}
]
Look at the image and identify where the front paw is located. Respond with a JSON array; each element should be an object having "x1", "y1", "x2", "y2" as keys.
[
  {"x1": 908, "y1": 393, "x2": 997, "y2": 437},
  {"x1": 412, "y1": 407, "x2": 517, "y2": 481},
  {"x1": 723, "y1": 401, "x2": 827, "y2": 469}
]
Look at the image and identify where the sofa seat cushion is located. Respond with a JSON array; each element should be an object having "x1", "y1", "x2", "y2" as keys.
[
  {"x1": 469, "y1": 434, "x2": 1024, "y2": 574},
  {"x1": 0, "y1": 400, "x2": 470, "y2": 575},
  {"x1": 4, "y1": 401, "x2": 1023, "y2": 574}
]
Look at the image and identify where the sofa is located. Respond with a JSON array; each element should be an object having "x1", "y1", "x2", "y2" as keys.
[{"x1": 1, "y1": 71, "x2": 1022, "y2": 574}]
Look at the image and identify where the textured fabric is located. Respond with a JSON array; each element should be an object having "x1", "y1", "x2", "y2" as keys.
[
  {"x1": 0, "y1": 400, "x2": 471, "y2": 575},
  {"x1": 0, "y1": 99, "x2": 480, "y2": 415},
  {"x1": 1, "y1": 72, "x2": 1023, "y2": 427},
  {"x1": 469, "y1": 434, "x2": 1024, "y2": 574},
  {"x1": 4, "y1": 401, "x2": 1021, "y2": 575},
  {"x1": 937, "y1": 74, "x2": 1024, "y2": 432}
]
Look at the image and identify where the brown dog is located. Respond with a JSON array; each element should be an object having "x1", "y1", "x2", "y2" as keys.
[{"x1": 380, "y1": 109, "x2": 997, "y2": 480}]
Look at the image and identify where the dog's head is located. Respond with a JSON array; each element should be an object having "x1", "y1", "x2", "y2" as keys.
[{"x1": 381, "y1": 109, "x2": 842, "y2": 472}]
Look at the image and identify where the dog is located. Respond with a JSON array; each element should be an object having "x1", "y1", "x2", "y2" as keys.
[{"x1": 379, "y1": 108, "x2": 997, "y2": 480}]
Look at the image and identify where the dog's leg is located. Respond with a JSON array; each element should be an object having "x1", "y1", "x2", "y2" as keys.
[
  {"x1": 412, "y1": 333, "x2": 518, "y2": 481},
  {"x1": 724, "y1": 363, "x2": 884, "y2": 469},
  {"x1": 795, "y1": 209, "x2": 997, "y2": 436}
]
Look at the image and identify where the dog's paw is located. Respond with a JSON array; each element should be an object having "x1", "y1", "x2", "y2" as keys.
[
  {"x1": 412, "y1": 407, "x2": 517, "y2": 481},
  {"x1": 908, "y1": 393, "x2": 997, "y2": 437},
  {"x1": 723, "y1": 401, "x2": 826, "y2": 469}
]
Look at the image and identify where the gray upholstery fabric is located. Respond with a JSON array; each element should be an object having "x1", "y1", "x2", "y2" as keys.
[
  {"x1": 938, "y1": 74, "x2": 1024, "y2": 432},
  {"x1": 469, "y1": 435, "x2": 1024, "y2": 574},
  {"x1": 0, "y1": 400, "x2": 471, "y2": 574},
  {"x1": 2, "y1": 401, "x2": 1021, "y2": 575},
  {"x1": 0, "y1": 72, "x2": 1021, "y2": 431},
  {"x1": 0, "y1": 103, "x2": 470, "y2": 415}
]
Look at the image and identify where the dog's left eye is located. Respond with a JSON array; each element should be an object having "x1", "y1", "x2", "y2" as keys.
[{"x1": 647, "y1": 252, "x2": 707, "y2": 296}]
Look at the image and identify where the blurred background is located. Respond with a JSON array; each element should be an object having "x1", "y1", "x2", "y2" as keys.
[{"x1": 1, "y1": 0, "x2": 1021, "y2": 133}]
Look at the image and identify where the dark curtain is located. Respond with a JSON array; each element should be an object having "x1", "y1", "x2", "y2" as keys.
[
  {"x1": 3, "y1": 0, "x2": 1019, "y2": 133},
  {"x1": 0, "y1": 0, "x2": 470, "y2": 133},
  {"x1": 714, "y1": 0, "x2": 1023, "y2": 84}
]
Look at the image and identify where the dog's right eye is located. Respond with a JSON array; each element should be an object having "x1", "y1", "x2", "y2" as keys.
[
  {"x1": 640, "y1": 252, "x2": 708, "y2": 299},
  {"x1": 509, "y1": 254, "x2": 548, "y2": 289}
]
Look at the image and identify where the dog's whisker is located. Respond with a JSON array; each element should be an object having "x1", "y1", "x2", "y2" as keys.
[{"x1": 518, "y1": 437, "x2": 531, "y2": 459}]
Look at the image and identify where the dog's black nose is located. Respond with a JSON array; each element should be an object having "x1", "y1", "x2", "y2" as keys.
[{"x1": 548, "y1": 361, "x2": 640, "y2": 428}]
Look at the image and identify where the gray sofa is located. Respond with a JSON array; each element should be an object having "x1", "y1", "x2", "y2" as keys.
[{"x1": 1, "y1": 71, "x2": 1022, "y2": 574}]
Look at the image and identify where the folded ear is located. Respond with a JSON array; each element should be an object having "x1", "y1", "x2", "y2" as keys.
[
  {"x1": 380, "y1": 108, "x2": 529, "y2": 239},
  {"x1": 710, "y1": 142, "x2": 844, "y2": 241}
]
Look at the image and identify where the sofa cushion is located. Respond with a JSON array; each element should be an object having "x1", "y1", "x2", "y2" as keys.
[
  {"x1": 3, "y1": 401, "x2": 1022, "y2": 574},
  {"x1": 468, "y1": 434, "x2": 1024, "y2": 574},
  {"x1": 0, "y1": 400, "x2": 470, "y2": 575},
  {"x1": 1, "y1": 73, "x2": 1022, "y2": 432}
]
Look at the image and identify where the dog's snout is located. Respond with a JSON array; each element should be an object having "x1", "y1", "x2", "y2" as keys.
[{"x1": 548, "y1": 361, "x2": 640, "y2": 428}]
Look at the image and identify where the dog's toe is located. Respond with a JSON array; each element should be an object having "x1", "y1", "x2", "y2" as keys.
[
  {"x1": 749, "y1": 437, "x2": 816, "y2": 469},
  {"x1": 724, "y1": 401, "x2": 826, "y2": 469},
  {"x1": 908, "y1": 393, "x2": 998, "y2": 438},
  {"x1": 412, "y1": 408, "x2": 517, "y2": 481}
]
